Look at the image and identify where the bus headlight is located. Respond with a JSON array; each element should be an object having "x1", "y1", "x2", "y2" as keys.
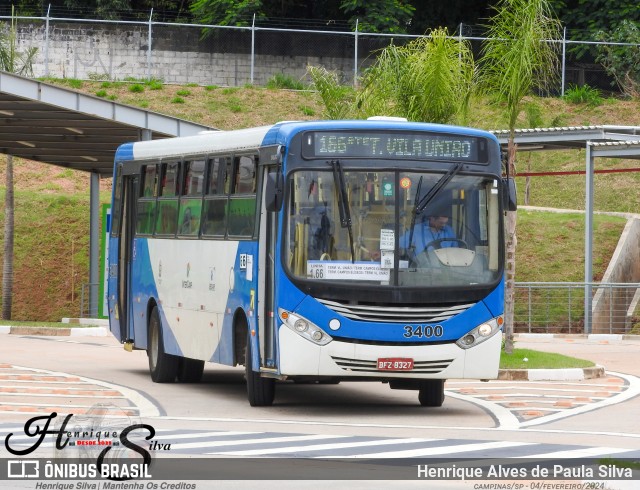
[
  {"x1": 455, "y1": 317, "x2": 501, "y2": 350},
  {"x1": 279, "y1": 309, "x2": 332, "y2": 346}
]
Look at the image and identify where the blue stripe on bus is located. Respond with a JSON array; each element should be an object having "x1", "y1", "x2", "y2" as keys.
[{"x1": 115, "y1": 143, "x2": 135, "y2": 162}]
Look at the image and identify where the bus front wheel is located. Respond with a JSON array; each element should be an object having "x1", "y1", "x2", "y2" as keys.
[
  {"x1": 148, "y1": 306, "x2": 179, "y2": 383},
  {"x1": 418, "y1": 379, "x2": 445, "y2": 407},
  {"x1": 245, "y1": 333, "x2": 275, "y2": 407}
]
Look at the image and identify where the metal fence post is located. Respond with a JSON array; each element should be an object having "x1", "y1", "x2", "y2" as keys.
[
  {"x1": 527, "y1": 284, "x2": 532, "y2": 333},
  {"x1": 609, "y1": 284, "x2": 613, "y2": 334},
  {"x1": 354, "y1": 19, "x2": 359, "y2": 86},
  {"x1": 561, "y1": 26, "x2": 566, "y2": 96},
  {"x1": 584, "y1": 144, "x2": 594, "y2": 334},
  {"x1": 568, "y1": 284, "x2": 572, "y2": 329},
  {"x1": 147, "y1": 9, "x2": 153, "y2": 81},
  {"x1": 251, "y1": 14, "x2": 255, "y2": 85},
  {"x1": 44, "y1": 4, "x2": 50, "y2": 77}
]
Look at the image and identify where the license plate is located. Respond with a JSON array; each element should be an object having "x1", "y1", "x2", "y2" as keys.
[{"x1": 377, "y1": 358, "x2": 414, "y2": 371}]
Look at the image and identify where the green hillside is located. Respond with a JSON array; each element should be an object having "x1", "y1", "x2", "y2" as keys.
[{"x1": 0, "y1": 80, "x2": 638, "y2": 321}]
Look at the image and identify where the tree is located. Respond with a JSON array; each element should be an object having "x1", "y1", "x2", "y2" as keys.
[
  {"x1": 190, "y1": 0, "x2": 263, "y2": 26},
  {"x1": 480, "y1": 0, "x2": 561, "y2": 353},
  {"x1": 0, "y1": 7, "x2": 38, "y2": 320},
  {"x1": 309, "y1": 27, "x2": 475, "y2": 124},
  {"x1": 340, "y1": 0, "x2": 414, "y2": 33},
  {"x1": 357, "y1": 28, "x2": 475, "y2": 123},
  {"x1": 307, "y1": 66, "x2": 356, "y2": 119},
  {"x1": 595, "y1": 20, "x2": 640, "y2": 98}
]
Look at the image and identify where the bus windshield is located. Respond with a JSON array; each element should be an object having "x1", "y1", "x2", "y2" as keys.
[{"x1": 285, "y1": 168, "x2": 502, "y2": 289}]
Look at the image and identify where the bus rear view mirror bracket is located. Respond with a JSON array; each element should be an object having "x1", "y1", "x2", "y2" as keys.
[{"x1": 266, "y1": 171, "x2": 284, "y2": 212}]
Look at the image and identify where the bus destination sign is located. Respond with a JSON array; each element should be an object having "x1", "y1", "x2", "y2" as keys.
[{"x1": 304, "y1": 131, "x2": 489, "y2": 163}]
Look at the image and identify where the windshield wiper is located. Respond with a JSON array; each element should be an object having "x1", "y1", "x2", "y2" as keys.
[
  {"x1": 407, "y1": 163, "x2": 462, "y2": 258},
  {"x1": 331, "y1": 159, "x2": 355, "y2": 263}
]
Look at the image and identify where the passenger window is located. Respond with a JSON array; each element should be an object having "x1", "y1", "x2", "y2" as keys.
[
  {"x1": 234, "y1": 155, "x2": 257, "y2": 194},
  {"x1": 202, "y1": 199, "x2": 227, "y2": 236},
  {"x1": 160, "y1": 162, "x2": 180, "y2": 197},
  {"x1": 142, "y1": 164, "x2": 158, "y2": 197},
  {"x1": 183, "y1": 159, "x2": 206, "y2": 196},
  {"x1": 156, "y1": 162, "x2": 180, "y2": 235},
  {"x1": 202, "y1": 156, "x2": 231, "y2": 237},
  {"x1": 228, "y1": 155, "x2": 258, "y2": 237},
  {"x1": 178, "y1": 160, "x2": 206, "y2": 237},
  {"x1": 137, "y1": 164, "x2": 158, "y2": 236}
]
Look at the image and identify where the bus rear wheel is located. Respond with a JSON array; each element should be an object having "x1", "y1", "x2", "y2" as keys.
[
  {"x1": 148, "y1": 306, "x2": 179, "y2": 383},
  {"x1": 177, "y1": 358, "x2": 205, "y2": 383},
  {"x1": 418, "y1": 379, "x2": 445, "y2": 407},
  {"x1": 245, "y1": 332, "x2": 275, "y2": 406}
]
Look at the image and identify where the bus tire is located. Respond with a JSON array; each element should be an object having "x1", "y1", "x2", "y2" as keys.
[
  {"x1": 147, "y1": 306, "x2": 179, "y2": 383},
  {"x1": 177, "y1": 358, "x2": 205, "y2": 383},
  {"x1": 418, "y1": 379, "x2": 445, "y2": 407},
  {"x1": 245, "y1": 333, "x2": 275, "y2": 407}
]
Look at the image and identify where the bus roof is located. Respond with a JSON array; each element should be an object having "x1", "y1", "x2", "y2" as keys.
[{"x1": 115, "y1": 120, "x2": 500, "y2": 163}]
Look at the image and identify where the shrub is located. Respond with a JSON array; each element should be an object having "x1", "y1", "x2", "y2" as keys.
[
  {"x1": 67, "y1": 79, "x2": 83, "y2": 89},
  {"x1": 596, "y1": 20, "x2": 640, "y2": 98},
  {"x1": 171, "y1": 96, "x2": 185, "y2": 104},
  {"x1": 129, "y1": 84, "x2": 145, "y2": 93},
  {"x1": 563, "y1": 84, "x2": 602, "y2": 106},
  {"x1": 266, "y1": 73, "x2": 305, "y2": 90},
  {"x1": 176, "y1": 89, "x2": 191, "y2": 96}
]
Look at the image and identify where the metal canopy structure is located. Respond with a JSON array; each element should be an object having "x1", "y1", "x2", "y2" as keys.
[
  {"x1": 0, "y1": 71, "x2": 213, "y2": 176},
  {"x1": 493, "y1": 127, "x2": 640, "y2": 334},
  {"x1": 0, "y1": 70, "x2": 215, "y2": 317}
]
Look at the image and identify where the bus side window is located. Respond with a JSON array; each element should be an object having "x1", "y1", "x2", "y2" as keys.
[
  {"x1": 202, "y1": 156, "x2": 230, "y2": 237},
  {"x1": 228, "y1": 155, "x2": 257, "y2": 237},
  {"x1": 137, "y1": 164, "x2": 158, "y2": 236},
  {"x1": 178, "y1": 159, "x2": 206, "y2": 237},
  {"x1": 155, "y1": 161, "x2": 180, "y2": 236},
  {"x1": 142, "y1": 164, "x2": 158, "y2": 197}
]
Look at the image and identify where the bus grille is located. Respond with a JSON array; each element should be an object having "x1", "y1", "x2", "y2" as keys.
[
  {"x1": 331, "y1": 356, "x2": 453, "y2": 374},
  {"x1": 316, "y1": 298, "x2": 473, "y2": 323}
]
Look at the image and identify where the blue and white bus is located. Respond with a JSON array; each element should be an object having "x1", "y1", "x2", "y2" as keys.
[{"x1": 107, "y1": 119, "x2": 515, "y2": 407}]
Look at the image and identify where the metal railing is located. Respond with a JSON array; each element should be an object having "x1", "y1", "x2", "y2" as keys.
[
  {"x1": 80, "y1": 282, "x2": 99, "y2": 319},
  {"x1": 514, "y1": 282, "x2": 640, "y2": 335},
  {"x1": 2, "y1": 12, "x2": 637, "y2": 93}
]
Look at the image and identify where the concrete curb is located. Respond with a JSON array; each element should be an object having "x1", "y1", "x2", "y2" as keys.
[
  {"x1": 0, "y1": 325, "x2": 108, "y2": 337},
  {"x1": 515, "y1": 333, "x2": 640, "y2": 342},
  {"x1": 498, "y1": 364, "x2": 605, "y2": 381}
]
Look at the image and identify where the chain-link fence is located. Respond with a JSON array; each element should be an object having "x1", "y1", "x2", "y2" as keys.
[
  {"x1": 2, "y1": 13, "x2": 635, "y2": 93},
  {"x1": 514, "y1": 282, "x2": 640, "y2": 335}
]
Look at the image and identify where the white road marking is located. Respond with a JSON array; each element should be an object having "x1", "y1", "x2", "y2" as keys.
[
  {"x1": 324, "y1": 440, "x2": 535, "y2": 458},
  {"x1": 11, "y1": 365, "x2": 160, "y2": 417},
  {"x1": 211, "y1": 437, "x2": 438, "y2": 456},
  {"x1": 519, "y1": 371, "x2": 640, "y2": 428},
  {"x1": 171, "y1": 434, "x2": 347, "y2": 450}
]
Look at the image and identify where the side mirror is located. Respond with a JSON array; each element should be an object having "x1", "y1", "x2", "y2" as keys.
[
  {"x1": 266, "y1": 171, "x2": 283, "y2": 212},
  {"x1": 503, "y1": 178, "x2": 517, "y2": 211}
]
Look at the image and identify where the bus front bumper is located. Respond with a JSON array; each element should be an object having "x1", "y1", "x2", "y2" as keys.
[{"x1": 277, "y1": 326, "x2": 501, "y2": 380}]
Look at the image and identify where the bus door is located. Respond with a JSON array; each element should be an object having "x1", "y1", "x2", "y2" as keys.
[
  {"x1": 257, "y1": 152, "x2": 282, "y2": 370},
  {"x1": 115, "y1": 173, "x2": 139, "y2": 343}
]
